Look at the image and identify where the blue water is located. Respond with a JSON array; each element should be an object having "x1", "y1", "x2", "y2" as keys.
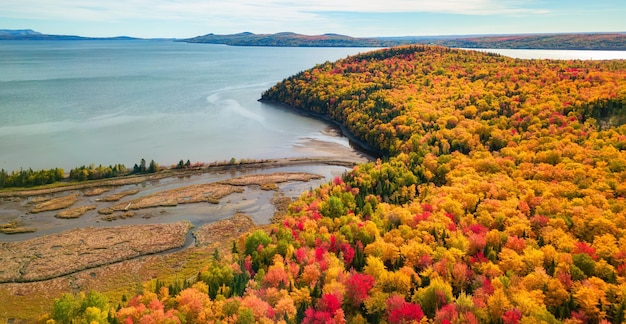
[{"x1": 0, "y1": 40, "x2": 374, "y2": 171}]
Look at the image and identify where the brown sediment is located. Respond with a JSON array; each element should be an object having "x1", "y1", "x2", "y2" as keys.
[
  {"x1": 100, "y1": 211, "x2": 136, "y2": 221},
  {"x1": 98, "y1": 183, "x2": 242, "y2": 215},
  {"x1": 0, "y1": 221, "x2": 192, "y2": 283},
  {"x1": 260, "y1": 183, "x2": 279, "y2": 191},
  {"x1": 219, "y1": 172, "x2": 322, "y2": 186},
  {"x1": 30, "y1": 194, "x2": 78, "y2": 213},
  {"x1": 0, "y1": 224, "x2": 245, "y2": 323},
  {"x1": 270, "y1": 194, "x2": 293, "y2": 223},
  {"x1": 0, "y1": 221, "x2": 36, "y2": 234},
  {"x1": 29, "y1": 196, "x2": 50, "y2": 204},
  {"x1": 83, "y1": 187, "x2": 112, "y2": 196},
  {"x1": 193, "y1": 213, "x2": 256, "y2": 247},
  {"x1": 97, "y1": 189, "x2": 140, "y2": 202},
  {"x1": 55, "y1": 205, "x2": 97, "y2": 219}
]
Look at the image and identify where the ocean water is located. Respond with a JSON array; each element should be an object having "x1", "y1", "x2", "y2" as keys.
[
  {"x1": 0, "y1": 40, "x2": 373, "y2": 171},
  {"x1": 1, "y1": 42, "x2": 625, "y2": 172}
]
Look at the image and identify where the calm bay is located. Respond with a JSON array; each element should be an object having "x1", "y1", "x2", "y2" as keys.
[{"x1": 0, "y1": 40, "x2": 374, "y2": 172}]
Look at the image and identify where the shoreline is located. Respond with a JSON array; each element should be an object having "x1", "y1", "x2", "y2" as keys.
[
  {"x1": 0, "y1": 156, "x2": 367, "y2": 198},
  {"x1": 0, "y1": 105, "x2": 376, "y2": 321},
  {"x1": 0, "y1": 158, "x2": 365, "y2": 242},
  {"x1": 259, "y1": 98, "x2": 385, "y2": 158}
]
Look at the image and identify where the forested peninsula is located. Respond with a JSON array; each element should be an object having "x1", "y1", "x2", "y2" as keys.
[
  {"x1": 39, "y1": 46, "x2": 626, "y2": 323},
  {"x1": 182, "y1": 32, "x2": 626, "y2": 50},
  {"x1": 3, "y1": 29, "x2": 624, "y2": 50}
]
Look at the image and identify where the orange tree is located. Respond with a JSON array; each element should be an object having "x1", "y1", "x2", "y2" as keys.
[{"x1": 46, "y1": 46, "x2": 626, "y2": 323}]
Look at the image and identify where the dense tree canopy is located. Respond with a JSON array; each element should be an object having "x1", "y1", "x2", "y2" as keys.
[{"x1": 46, "y1": 46, "x2": 626, "y2": 323}]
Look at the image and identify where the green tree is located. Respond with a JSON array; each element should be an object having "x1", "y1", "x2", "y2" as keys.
[
  {"x1": 321, "y1": 196, "x2": 346, "y2": 218},
  {"x1": 51, "y1": 291, "x2": 109, "y2": 324},
  {"x1": 148, "y1": 160, "x2": 158, "y2": 173},
  {"x1": 245, "y1": 230, "x2": 272, "y2": 255}
]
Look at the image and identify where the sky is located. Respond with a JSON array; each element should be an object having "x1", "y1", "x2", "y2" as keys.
[{"x1": 1, "y1": 0, "x2": 625, "y2": 39}]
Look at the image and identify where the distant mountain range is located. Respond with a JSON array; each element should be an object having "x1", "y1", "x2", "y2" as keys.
[
  {"x1": 182, "y1": 32, "x2": 626, "y2": 50},
  {"x1": 2, "y1": 29, "x2": 625, "y2": 50},
  {"x1": 0, "y1": 29, "x2": 138, "y2": 41},
  {"x1": 182, "y1": 32, "x2": 396, "y2": 47}
]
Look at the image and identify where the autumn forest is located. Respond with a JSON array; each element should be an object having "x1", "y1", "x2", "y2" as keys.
[{"x1": 44, "y1": 46, "x2": 626, "y2": 323}]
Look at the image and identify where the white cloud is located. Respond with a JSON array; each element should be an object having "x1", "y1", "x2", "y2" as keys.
[
  {"x1": 287, "y1": 0, "x2": 548, "y2": 15},
  {"x1": 0, "y1": 0, "x2": 558, "y2": 37},
  {"x1": 0, "y1": 0, "x2": 548, "y2": 22}
]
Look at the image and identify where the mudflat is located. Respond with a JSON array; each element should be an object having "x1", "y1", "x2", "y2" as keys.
[
  {"x1": 0, "y1": 163, "x2": 353, "y2": 281},
  {"x1": 0, "y1": 162, "x2": 352, "y2": 322},
  {"x1": 0, "y1": 222, "x2": 192, "y2": 283},
  {"x1": 0, "y1": 132, "x2": 373, "y2": 322}
]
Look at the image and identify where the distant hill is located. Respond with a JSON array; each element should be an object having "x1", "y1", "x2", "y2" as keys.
[
  {"x1": 0, "y1": 29, "x2": 42, "y2": 37},
  {"x1": 434, "y1": 33, "x2": 626, "y2": 50},
  {"x1": 0, "y1": 29, "x2": 138, "y2": 41},
  {"x1": 182, "y1": 32, "x2": 398, "y2": 47},
  {"x1": 2, "y1": 29, "x2": 624, "y2": 50},
  {"x1": 183, "y1": 32, "x2": 626, "y2": 50}
]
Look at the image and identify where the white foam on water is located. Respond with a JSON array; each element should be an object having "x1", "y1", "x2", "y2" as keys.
[
  {"x1": 0, "y1": 113, "x2": 151, "y2": 136},
  {"x1": 206, "y1": 93, "x2": 266, "y2": 124}
]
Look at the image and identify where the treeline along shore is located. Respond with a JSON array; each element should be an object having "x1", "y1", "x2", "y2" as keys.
[{"x1": 0, "y1": 156, "x2": 366, "y2": 196}]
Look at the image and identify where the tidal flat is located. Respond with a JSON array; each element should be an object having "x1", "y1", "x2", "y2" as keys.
[{"x1": 0, "y1": 133, "x2": 372, "y2": 322}]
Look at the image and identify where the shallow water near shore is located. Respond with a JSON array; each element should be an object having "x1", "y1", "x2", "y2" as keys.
[{"x1": 0, "y1": 40, "x2": 375, "y2": 171}]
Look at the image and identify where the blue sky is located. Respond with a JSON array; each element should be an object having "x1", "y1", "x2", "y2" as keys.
[{"x1": 1, "y1": 0, "x2": 624, "y2": 38}]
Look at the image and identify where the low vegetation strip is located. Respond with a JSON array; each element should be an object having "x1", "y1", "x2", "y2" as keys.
[
  {"x1": 0, "y1": 222, "x2": 192, "y2": 283},
  {"x1": 181, "y1": 31, "x2": 626, "y2": 50},
  {"x1": 0, "y1": 157, "x2": 353, "y2": 199}
]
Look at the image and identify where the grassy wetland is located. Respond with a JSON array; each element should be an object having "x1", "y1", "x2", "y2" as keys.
[{"x1": 0, "y1": 137, "x2": 371, "y2": 321}]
